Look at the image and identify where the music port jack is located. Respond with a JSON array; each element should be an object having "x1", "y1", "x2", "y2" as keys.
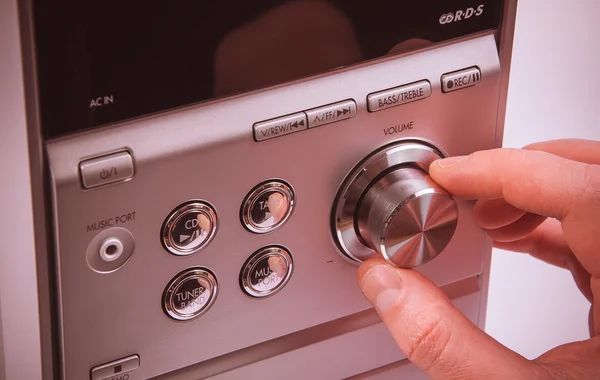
[
  {"x1": 99, "y1": 237, "x2": 124, "y2": 262},
  {"x1": 86, "y1": 227, "x2": 135, "y2": 273}
]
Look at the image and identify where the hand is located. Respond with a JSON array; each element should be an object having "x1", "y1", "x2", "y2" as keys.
[{"x1": 357, "y1": 139, "x2": 600, "y2": 379}]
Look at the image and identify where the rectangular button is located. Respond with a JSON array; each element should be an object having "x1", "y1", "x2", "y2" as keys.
[
  {"x1": 441, "y1": 67, "x2": 481, "y2": 93},
  {"x1": 305, "y1": 99, "x2": 357, "y2": 129},
  {"x1": 253, "y1": 112, "x2": 307, "y2": 142},
  {"x1": 367, "y1": 80, "x2": 431, "y2": 112},
  {"x1": 91, "y1": 354, "x2": 139, "y2": 380},
  {"x1": 79, "y1": 150, "x2": 134, "y2": 189}
]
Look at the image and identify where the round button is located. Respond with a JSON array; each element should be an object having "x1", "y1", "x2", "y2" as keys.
[
  {"x1": 241, "y1": 180, "x2": 295, "y2": 234},
  {"x1": 240, "y1": 246, "x2": 294, "y2": 298},
  {"x1": 161, "y1": 201, "x2": 218, "y2": 256},
  {"x1": 356, "y1": 167, "x2": 458, "y2": 267},
  {"x1": 162, "y1": 267, "x2": 218, "y2": 321}
]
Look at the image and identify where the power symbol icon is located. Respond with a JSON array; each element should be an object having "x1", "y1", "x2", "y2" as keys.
[{"x1": 100, "y1": 167, "x2": 117, "y2": 180}]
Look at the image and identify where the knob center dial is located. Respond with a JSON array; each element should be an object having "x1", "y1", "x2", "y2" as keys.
[
  {"x1": 331, "y1": 141, "x2": 459, "y2": 268},
  {"x1": 356, "y1": 167, "x2": 458, "y2": 267}
]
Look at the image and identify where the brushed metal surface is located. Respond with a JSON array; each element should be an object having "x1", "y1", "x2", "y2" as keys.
[
  {"x1": 152, "y1": 275, "x2": 480, "y2": 379},
  {"x1": 44, "y1": 32, "x2": 509, "y2": 379},
  {"x1": 332, "y1": 140, "x2": 446, "y2": 264},
  {"x1": 357, "y1": 167, "x2": 458, "y2": 268}
]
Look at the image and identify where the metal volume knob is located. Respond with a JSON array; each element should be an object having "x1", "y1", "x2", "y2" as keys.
[
  {"x1": 356, "y1": 167, "x2": 458, "y2": 267},
  {"x1": 332, "y1": 140, "x2": 459, "y2": 268}
]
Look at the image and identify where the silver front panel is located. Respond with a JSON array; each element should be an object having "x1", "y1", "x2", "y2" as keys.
[{"x1": 47, "y1": 33, "x2": 505, "y2": 379}]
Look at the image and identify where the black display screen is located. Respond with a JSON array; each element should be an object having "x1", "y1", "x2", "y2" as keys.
[{"x1": 32, "y1": 0, "x2": 504, "y2": 139}]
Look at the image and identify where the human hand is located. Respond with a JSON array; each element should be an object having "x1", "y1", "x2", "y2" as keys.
[{"x1": 357, "y1": 139, "x2": 600, "y2": 379}]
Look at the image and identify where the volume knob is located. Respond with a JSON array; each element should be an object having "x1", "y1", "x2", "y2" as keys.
[
  {"x1": 356, "y1": 167, "x2": 458, "y2": 267},
  {"x1": 331, "y1": 140, "x2": 459, "y2": 268}
]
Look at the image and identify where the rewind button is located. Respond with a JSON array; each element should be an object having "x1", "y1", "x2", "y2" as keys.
[{"x1": 253, "y1": 112, "x2": 308, "y2": 142}]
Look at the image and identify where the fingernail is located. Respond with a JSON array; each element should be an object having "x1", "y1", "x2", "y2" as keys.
[
  {"x1": 361, "y1": 264, "x2": 403, "y2": 315},
  {"x1": 436, "y1": 155, "x2": 468, "y2": 168}
]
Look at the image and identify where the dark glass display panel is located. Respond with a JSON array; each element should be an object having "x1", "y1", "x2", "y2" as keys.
[{"x1": 32, "y1": 0, "x2": 504, "y2": 139}]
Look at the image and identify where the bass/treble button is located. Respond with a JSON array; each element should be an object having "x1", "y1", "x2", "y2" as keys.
[{"x1": 161, "y1": 201, "x2": 218, "y2": 256}]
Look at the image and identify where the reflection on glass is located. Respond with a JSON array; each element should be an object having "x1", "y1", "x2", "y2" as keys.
[
  {"x1": 250, "y1": 191, "x2": 289, "y2": 228},
  {"x1": 197, "y1": 213, "x2": 212, "y2": 234},
  {"x1": 173, "y1": 277, "x2": 210, "y2": 315},
  {"x1": 213, "y1": 1, "x2": 433, "y2": 97},
  {"x1": 173, "y1": 212, "x2": 212, "y2": 249},
  {"x1": 250, "y1": 254, "x2": 288, "y2": 292}
]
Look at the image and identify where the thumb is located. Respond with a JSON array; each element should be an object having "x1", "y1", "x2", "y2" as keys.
[{"x1": 357, "y1": 259, "x2": 537, "y2": 380}]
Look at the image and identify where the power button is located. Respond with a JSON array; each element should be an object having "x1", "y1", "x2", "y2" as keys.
[{"x1": 79, "y1": 150, "x2": 134, "y2": 189}]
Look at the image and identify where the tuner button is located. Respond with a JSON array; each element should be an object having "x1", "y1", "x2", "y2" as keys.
[{"x1": 356, "y1": 167, "x2": 458, "y2": 268}]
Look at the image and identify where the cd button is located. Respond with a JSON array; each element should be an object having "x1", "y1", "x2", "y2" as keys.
[
  {"x1": 162, "y1": 268, "x2": 218, "y2": 321},
  {"x1": 161, "y1": 201, "x2": 218, "y2": 256},
  {"x1": 241, "y1": 180, "x2": 295, "y2": 234},
  {"x1": 240, "y1": 246, "x2": 293, "y2": 298}
]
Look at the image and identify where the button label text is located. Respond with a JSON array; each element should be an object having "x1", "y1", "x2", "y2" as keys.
[
  {"x1": 86, "y1": 212, "x2": 136, "y2": 232},
  {"x1": 384, "y1": 121, "x2": 414, "y2": 136}
]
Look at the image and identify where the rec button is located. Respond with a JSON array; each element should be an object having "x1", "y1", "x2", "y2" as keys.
[{"x1": 441, "y1": 66, "x2": 482, "y2": 93}]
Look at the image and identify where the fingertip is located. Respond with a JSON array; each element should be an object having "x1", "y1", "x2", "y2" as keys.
[
  {"x1": 428, "y1": 155, "x2": 471, "y2": 186},
  {"x1": 356, "y1": 260, "x2": 405, "y2": 316},
  {"x1": 356, "y1": 258, "x2": 391, "y2": 287},
  {"x1": 428, "y1": 160, "x2": 446, "y2": 184},
  {"x1": 435, "y1": 155, "x2": 470, "y2": 168}
]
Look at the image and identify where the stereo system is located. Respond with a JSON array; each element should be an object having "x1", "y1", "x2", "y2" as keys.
[{"x1": 18, "y1": 0, "x2": 518, "y2": 378}]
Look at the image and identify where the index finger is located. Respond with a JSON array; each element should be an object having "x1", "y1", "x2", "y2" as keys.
[
  {"x1": 428, "y1": 147, "x2": 600, "y2": 308},
  {"x1": 428, "y1": 148, "x2": 599, "y2": 221}
]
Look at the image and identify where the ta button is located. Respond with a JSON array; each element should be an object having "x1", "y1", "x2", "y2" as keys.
[
  {"x1": 241, "y1": 180, "x2": 295, "y2": 234},
  {"x1": 161, "y1": 201, "x2": 218, "y2": 256}
]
